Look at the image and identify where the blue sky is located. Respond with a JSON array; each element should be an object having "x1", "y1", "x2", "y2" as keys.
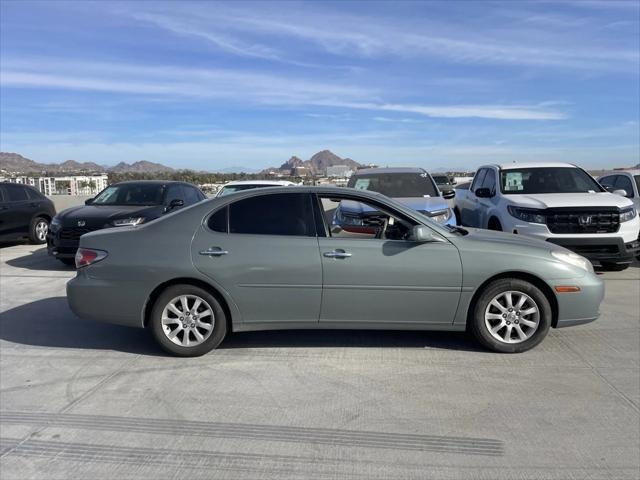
[{"x1": 1, "y1": 0, "x2": 639, "y2": 171}]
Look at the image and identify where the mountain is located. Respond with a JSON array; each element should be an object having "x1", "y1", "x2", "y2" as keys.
[
  {"x1": 265, "y1": 150, "x2": 363, "y2": 175},
  {"x1": 0, "y1": 152, "x2": 174, "y2": 175}
]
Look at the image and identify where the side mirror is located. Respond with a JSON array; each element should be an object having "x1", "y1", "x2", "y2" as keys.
[
  {"x1": 84, "y1": 198, "x2": 94, "y2": 205},
  {"x1": 166, "y1": 198, "x2": 184, "y2": 212},
  {"x1": 613, "y1": 189, "x2": 628, "y2": 197},
  {"x1": 442, "y1": 190, "x2": 455, "y2": 200},
  {"x1": 410, "y1": 225, "x2": 444, "y2": 243},
  {"x1": 475, "y1": 187, "x2": 493, "y2": 198}
]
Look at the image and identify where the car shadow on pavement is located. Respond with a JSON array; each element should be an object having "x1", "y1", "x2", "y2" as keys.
[
  {"x1": 0, "y1": 297, "x2": 163, "y2": 356},
  {"x1": 4, "y1": 247, "x2": 74, "y2": 272}
]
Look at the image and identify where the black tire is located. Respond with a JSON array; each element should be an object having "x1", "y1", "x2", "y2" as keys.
[
  {"x1": 58, "y1": 258, "x2": 76, "y2": 266},
  {"x1": 487, "y1": 217, "x2": 502, "y2": 231},
  {"x1": 600, "y1": 262, "x2": 629, "y2": 272},
  {"x1": 469, "y1": 278, "x2": 552, "y2": 353},
  {"x1": 149, "y1": 284, "x2": 227, "y2": 357},
  {"x1": 29, "y1": 217, "x2": 49, "y2": 244}
]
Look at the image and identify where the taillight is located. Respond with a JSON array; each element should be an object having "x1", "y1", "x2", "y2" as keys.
[{"x1": 75, "y1": 248, "x2": 108, "y2": 268}]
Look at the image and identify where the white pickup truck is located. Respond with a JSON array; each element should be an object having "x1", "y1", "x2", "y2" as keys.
[{"x1": 453, "y1": 162, "x2": 640, "y2": 270}]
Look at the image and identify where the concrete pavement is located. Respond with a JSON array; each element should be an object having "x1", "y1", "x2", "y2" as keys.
[{"x1": 1, "y1": 243, "x2": 639, "y2": 479}]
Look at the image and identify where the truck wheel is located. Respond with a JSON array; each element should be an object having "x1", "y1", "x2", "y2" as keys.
[
  {"x1": 488, "y1": 217, "x2": 502, "y2": 231},
  {"x1": 470, "y1": 278, "x2": 551, "y2": 353},
  {"x1": 150, "y1": 284, "x2": 227, "y2": 357},
  {"x1": 600, "y1": 262, "x2": 629, "y2": 272},
  {"x1": 29, "y1": 217, "x2": 49, "y2": 244}
]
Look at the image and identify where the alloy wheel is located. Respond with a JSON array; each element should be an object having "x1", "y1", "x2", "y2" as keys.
[
  {"x1": 35, "y1": 221, "x2": 48, "y2": 242},
  {"x1": 161, "y1": 295, "x2": 215, "y2": 347},
  {"x1": 484, "y1": 290, "x2": 540, "y2": 344}
]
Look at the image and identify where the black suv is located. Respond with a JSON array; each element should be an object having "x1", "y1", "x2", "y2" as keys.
[
  {"x1": 48, "y1": 180, "x2": 206, "y2": 265},
  {"x1": 0, "y1": 182, "x2": 56, "y2": 244}
]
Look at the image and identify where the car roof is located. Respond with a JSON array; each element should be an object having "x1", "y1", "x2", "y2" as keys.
[
  {"x1": 112, "y1": 180, "x2": 191, "y2": 186},
  {"x1": 222, "y1": 180, "x2": 296, "y2": 186},
  {"x1": 488, "y1": 162, "x2": 577, "y2": 170},
  {"x1": 354, "y1": 167, "x2": 426, "y2": 175},
  {"x1": 598, "y1": 169, "x2": 640, "y2": 177}
]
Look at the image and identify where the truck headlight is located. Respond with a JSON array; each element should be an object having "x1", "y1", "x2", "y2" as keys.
[
  {"x1": 507, "y1": 206, "x2": 546, "y2": 224},
  {"x1": 551, "y1": 251, "x2": 594, "y2": 273},
  {"x1": 427, "y1": 208, "x2": 452, "y2": 224},
  {"x1": 620, "y1": 207, "x2": 637, "y2": 223},
  {"x1": 112, "y1": 217, "x2": 146, "y2": 227}
]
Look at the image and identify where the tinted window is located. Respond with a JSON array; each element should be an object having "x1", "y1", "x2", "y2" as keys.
[
  {"x1": 165, "y1": 184, "x2": 184, "y2": 203},
  {"x1": 347, "y1": 172, "x2": 439, "y2": 197},
  {"x1": 4, "y1": 184, "x2": 29, "y2": 201},
  {"x1": 500, "y1": 168, "x2": 603, "y2": 194},
  {"x1": 614, "y1": 175, "x2": 634, "y2": 198},
  {"x1": 471, "y1": 169, "x2": 487, "y2": 192},
  {"x1": 93, "y1": 184, "x2": 165, "y2": 205},
  {"x1": 25, "y1": 187, "x2": 45, "y2": 200},
  {"x1": 183, "y1": 186, "x2": 202, "y2": 204},
  {"x1": 207, "y1": 206, "x2": 228, "y2": 232},
  {"x1": 599, "y1": 175, "x2": 616, "y2": 190},
  {"x1": 481, "y1": 169, "x2": 496, "y2": 192},
  {"x1": 229, "y1": 193, "x2": 314, "y2": 236},
  {"x1": 219, "y1": 184, "x2": 275, "y2": 196}
]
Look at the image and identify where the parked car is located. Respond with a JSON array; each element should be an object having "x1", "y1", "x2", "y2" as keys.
[
  {"x1": 343, "y1": 167, "x2": 456, "y2": 226},
  {"x1": 598, "y1": 169, "x2": 639, "y2": 209},
  {"x1": 454, "y1": 162, "x2": 640, "y2": 270},
  {"x1": 0, "y1": 182, "x2": 56, "y2": 244},
  {"x1": 48, "y1": 180, "x2": 205, "y2": 265},
  {"x1": 67, "y1": 186, "x2": 604, "y2": 357},
  {"x1": 432, "y1": 174, "x2": 456, "y2": 195},
  {"x1": 216, "y1": 180, "x2": 296, "y2": 197}
]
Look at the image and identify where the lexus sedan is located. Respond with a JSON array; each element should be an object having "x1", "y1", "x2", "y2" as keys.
[
  {"x1": 48, "y1": 180, "x2": 206, "y2": 265},
  {"x1": 67, "y1": 187, "x2": 604, "y2": 356}
]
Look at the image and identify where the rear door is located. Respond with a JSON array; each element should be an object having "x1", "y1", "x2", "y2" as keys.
[
  {"x1": 192, "y1": 192, "x2": 323, "y2": 325},
  {"x1": 316, "y1": 193, "x2": 462, "y2": 326},
  {"x1": 0, "y1": 184, "x2": 34, "y2": 237}
]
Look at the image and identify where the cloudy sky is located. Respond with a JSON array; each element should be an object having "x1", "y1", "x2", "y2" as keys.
[{"x1": 1, "y1": 0, "x2": 638, "y2": 171}]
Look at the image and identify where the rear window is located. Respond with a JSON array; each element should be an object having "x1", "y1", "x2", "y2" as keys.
[{"x1": 347, "y1": 172, "x2": 439, "y2": 197}]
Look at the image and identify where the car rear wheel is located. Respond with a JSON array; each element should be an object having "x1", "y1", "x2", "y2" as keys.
[
  {"x1": 29, "y1": 217, "x2": 49, "y2": 244},
  {"x1": 150, "y1": 285, "x2": 227, "y2": 357},
  {"x1": 470, "y1": 278, "x2": 551, "y2": 353}
]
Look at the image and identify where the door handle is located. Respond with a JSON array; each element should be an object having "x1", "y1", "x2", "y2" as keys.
[
  {"x1": 323, "y1": 250, "x2": 352, "y2": 258},
  {"x1": 199, "y1": 247, "x2": 228, "y2": 257}
]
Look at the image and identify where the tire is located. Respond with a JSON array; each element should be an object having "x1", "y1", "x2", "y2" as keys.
[
  {"x1": 29, "y1": 217, "x2": 49, "y2": 244},
  {"x1": 149, "y1": 284, "x2": 227, "y2": 357},
  {"x1": 600, "y1": 262, "x2": 629, "y2": 272},
  {"x1": 487, "y1": 217, "x2": 502, "y2": 231},
  {"x1": 470, "y1": 278, "x2": 551, "y2": 353},
  {"x1": 58, "y1": 258, "x2": 76, "y2": 266}
]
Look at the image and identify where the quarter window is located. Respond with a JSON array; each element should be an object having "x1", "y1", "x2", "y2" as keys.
[
  {"x1": 4, "y1": 184, "x2": 29, "y2": 201},
  {"x1": 229, "y1": 193, "x2": 315, "y2": 237},
  {"x1": 207, "y1": 206, "x2": 228, "y2": 233}
]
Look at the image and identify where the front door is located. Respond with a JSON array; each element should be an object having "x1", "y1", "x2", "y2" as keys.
[
  {"x1": 317, "y1": 194, "x2": 462, "y2": 326},
  {"x1": 192, "y1": 192, "x2": 322, "y2": 325}
]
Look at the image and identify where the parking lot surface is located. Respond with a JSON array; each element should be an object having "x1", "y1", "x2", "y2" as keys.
[{"x1": 1, "y1": 243, "x2": 639, "y2": 479}]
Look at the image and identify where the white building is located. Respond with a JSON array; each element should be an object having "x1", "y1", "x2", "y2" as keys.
[
  {"x1": 0, "y1": 175, "x2": 109, "y2": 196},
  {"x1": 326, "y1": 165, "x2": 353, "y2": 178}
]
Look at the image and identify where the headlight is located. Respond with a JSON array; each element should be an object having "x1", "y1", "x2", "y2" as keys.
[
  {"x1": 112, "y1": 217, "x2": 146, "y2": 227},
  {"x1": 507, "y1": 206, "x2": 546, "y2": 224},
  {"x1": 551, "y1": 250, "x2": 594, "y2": 273},
  {"x1": 427, "y1": 208, "x2": 452, "y2": 224},
  {"x1": 620, "y1": 207, "x2": 637, "y2": 223},
  {"x1": 50, "y1": 216, "x2": 62, "y2": 232}
]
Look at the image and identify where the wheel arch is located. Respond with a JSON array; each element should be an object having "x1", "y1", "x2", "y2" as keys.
[
  {"x1": 466, "y1": 271, "x2": 559, "y2": 328},
  {"x1": 487, "y1": 214, "x2": 503, "y2": 231},
  {"x1": 143, "y1": 277, "x2": 234, "y2": 331}
]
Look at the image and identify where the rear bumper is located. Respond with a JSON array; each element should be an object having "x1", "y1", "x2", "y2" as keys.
[{"x1": 546, "y1": 237, "x2": 640, "y2": 265}]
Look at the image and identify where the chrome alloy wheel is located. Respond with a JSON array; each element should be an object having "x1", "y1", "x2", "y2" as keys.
[
  {"x1": 161, "y1": 295, "x2": 215, "y2": 347},
  {"x1": 484, "y1": 290, "x2": 540, "y2": 344},
  {"x1": 35, "y1": 220, "x2": 48, "y2": 242}
]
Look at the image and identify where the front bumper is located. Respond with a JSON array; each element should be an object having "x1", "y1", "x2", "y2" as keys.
[
  {"x1": 47, "y1": 231, "x2": 79, "y2": 259},
  {"x1": 554, "y1": 272, "x2": 605, "y2": 328},
  {"x1": 546, "y1": 237, "x2": 640, "y2": 265}
]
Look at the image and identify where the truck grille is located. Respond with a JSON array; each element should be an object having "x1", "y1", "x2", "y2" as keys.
[
  {"x1": 59, "y1": 227, "x2": 92, "y2": 241},
  {"x1": 545, "y1": 209, "x2": 620, "y2": 234}
]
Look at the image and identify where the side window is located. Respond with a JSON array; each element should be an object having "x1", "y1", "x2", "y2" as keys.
[
  {"x1": 25, "y1": 187, "x2": 45, "y2": 200},
  {"x1": 165, "y1": 184, "x2": 184, "y2": 203},
  {"x1": 229, "y1": 193, "x2": 315, "y2": 237},
  {"x1": 5, "y1": 184, "x2": 29, "y2": 202},
  {"x1": 599, "y1": 175, "x2": 616, "y2": 190},
  {"x1": 471, "y1": 169, "x2": 487, "y2": 192},
  {"x1": 182, "y1": 186, "x2": 202, "y2": 204},
  {"x1": 614, "y1": 175, "x2": 634, "y2": 197},
  {"x1": 320, "y1": 196, "x2": 416, "y2": 241},
  {"x1": 207, "y1": 206, "x2": 228, "y2": 232},
  {"x1": 481, "y1": 169, "x2": 496, "y2": 193}
]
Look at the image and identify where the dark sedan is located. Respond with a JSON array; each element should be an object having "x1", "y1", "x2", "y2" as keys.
[
  {"x1": 0, "y1": 182, "x2": 56, "y2": 244},
  {"x1": 48, "y1": 180, "x2": 205, "y2": 265}
]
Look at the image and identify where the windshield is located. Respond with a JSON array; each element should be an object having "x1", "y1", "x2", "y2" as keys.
[
  {"x1": 432, "y1": 175, "x2": 450, "y2": 185},
  {"x1": 347, "y1": 173, "x2": 439, "y2": 198},
  {"x1": 92, "y1": 184, "x2": 165, "y2": 205},
  {"x1": 218, "y1": 184, "x2": 275, "y2": 196},
  {"x1": 500, "y1": 167, "x2": 604, "y2": 195}
]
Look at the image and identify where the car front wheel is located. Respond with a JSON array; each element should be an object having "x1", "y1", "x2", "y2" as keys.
[
  {"x1": 470, "y1": 278, "x2": 551, "y2": 353},
  {"x1": 149, "y1": 284, "x2": 227, "y2": 357}
]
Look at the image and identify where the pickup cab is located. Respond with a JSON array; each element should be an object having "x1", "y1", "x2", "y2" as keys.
[{"x1": 453, "y1": 162, "x2": 640, "y2": 270}]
